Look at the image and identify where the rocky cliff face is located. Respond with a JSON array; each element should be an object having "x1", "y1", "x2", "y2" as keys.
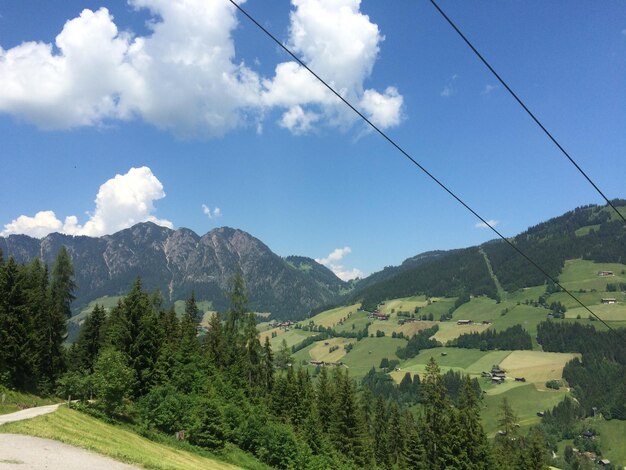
[{"x1": 0, "y1": 223, "x2": 347, "y2": 320}]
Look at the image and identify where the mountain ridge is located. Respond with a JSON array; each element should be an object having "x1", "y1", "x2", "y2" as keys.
[{"x1": 0, "y1": 222, "x2": 347, "y2": 320}]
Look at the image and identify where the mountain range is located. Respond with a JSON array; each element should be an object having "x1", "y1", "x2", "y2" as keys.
[
  {"x1": 0, "y1": 223, "x2": 347, "y2": 319},
  {"x1": 1, "y1": 199, "x2": 624, "y2": 320}
]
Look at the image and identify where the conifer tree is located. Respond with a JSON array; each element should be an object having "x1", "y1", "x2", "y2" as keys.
[
  {"x1": 457, "y1": 376, "x2": 493, "y2": 469},
  {"x1": 204, "y1": 311, "x2": 225, "y2": 368},
  {"x1": 316, "y1": 366, "x2": 333, "y2": 434},
  {"x1": 71, "y1": 304, "x2": 106, "y2": 374},
  {"x1": 402, "y1": 410, "x2": 427, "y2": 470},
  {"x1": 387, "y1": 400, "x2": 404, "y2": 467},
  {"x1": 261, "y1": 336, "x2": 274, "y2": 392},
  {"x1": 373, "y1": 395, "x2": 389, "y2": 466},
  {"x1": 421, "y1": 357, "x2": 455, "y2": 469},
  {"x1": 0, "y1": 258, "x2": 31, "y2": 389}
]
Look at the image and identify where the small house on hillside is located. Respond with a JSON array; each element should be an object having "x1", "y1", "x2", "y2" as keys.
[
  {"x1": 597, "y1": 271, "x2": 614, "y2": 277},
  {"x1": 598, "y1": 459, "x2": 611, "y2": 467},
  {"x1": 457, "y1": 319, "x2": 472, "y2": 325},
  {"x1": 514, "y1": 377, "x2": 526, "y2": 382},
  {"x1": 601, "y1": 298, "x2": 617, "y2": 304},
  {"x1": 491, "y1": 376, "x2": 504, "y2": 385}
]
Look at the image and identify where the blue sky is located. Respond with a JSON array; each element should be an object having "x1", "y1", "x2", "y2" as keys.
[{"x1": 1, "y1": 1, "x2": 625, "y2": 280}]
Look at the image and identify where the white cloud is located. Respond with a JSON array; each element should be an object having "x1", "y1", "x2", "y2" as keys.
[
  {"x1": 279, "y1": 105, "x2": 320, "y2": 134},
  {"x1": 1, "y1": 167, "x2": 172, "y2": 238},
  {"x1": 481, "y1": 84, "x2": 497, "y2": 95},
  {"x1": 0, "y1": 0, "x2": 402, "y2": 137},
  {"x1": 440, "y1": 74, "x2": 457, "y2": 98},
  {"x1": 264, "y1": 0, "x2": 403, "y2": 132},
  {"x1": 475, "y1": 219, "x2": 498, "y2": 229},
  {"x1": 202, "y1": 204, "x2": 222, "y2": 219},
  {"x1": 360, "y1": 87, "x2": 403, "y2": 128},
  {"x1": 315, "y1": 246, "x2": 363, "y2": 281}
]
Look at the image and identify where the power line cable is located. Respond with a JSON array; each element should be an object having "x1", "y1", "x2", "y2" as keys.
[
  {"x1": 429, "y1": 0, "x2": 626, "y2": 226},
  {"x1": 228, "y1": 0, "x2": 623, "y2": 337}
]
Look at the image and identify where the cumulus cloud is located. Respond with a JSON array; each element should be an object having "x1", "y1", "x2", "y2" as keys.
[
  {"x1": 0, "y1": 167, "x2": 172, "y2": 238},
  {"x1": 202, "y1": 204, "x2": 222, "y2": 219},
  {"x1": 264, "y1": 0, "x2": 403, "y2": 132},
  {"x1": 475, "y1": 219, "x2": 498, "y2": 229},
  {"x1": 0, "y1": 0, "x2": 402, "y2": 137},
  {"x1": 315, "y1": 246, "x2": 364, "y2": 281}
]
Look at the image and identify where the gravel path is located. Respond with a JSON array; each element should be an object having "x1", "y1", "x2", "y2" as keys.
[
  {"x1": 0, "y1": 434, "x2": 140, "y2": 469},
  {"x1": 0, "y1": 404, "x2": 61, "y2": 426}
]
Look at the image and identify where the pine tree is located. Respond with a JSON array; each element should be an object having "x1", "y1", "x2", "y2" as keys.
[
  {"x1": 204, "y1": 311, "x2": 224, "y2": 368},
  {"x1": 421, "y1": 357, "x2": 455, "y2": 469},
  {"x1": 316, "y1": 366, "x2": 333, "y2": 434},
  {"x1": 373, "y1": 395, "x2": 389, "y2": 467},
  {"x1": 387, "y1": 400, "x2": 404, "y2": 467},
  {"x1": 261, "y1": 336, "x2": 274, "y2": 392},
  {"x1": 402, "y1": 410, "x2": 427, "y2": 470},
  {"x1": 457, "y1": 376, "x2": 493, "y2": 469},
  {"x1": 189, "y1": 397, "x2": 226, "y2": 449},
  {"x1": 243, "y1": 312, "x2": 263, "y2": 390},
  {"x1": 71, "y1": 304, "x2": 106, "y2": 373},
  {"x1": 0, "y1": 258, "x2": 31, "y2": 389}
]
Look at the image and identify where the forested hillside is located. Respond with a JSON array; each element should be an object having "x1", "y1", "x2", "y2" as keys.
[
  {"x1": 0, "y1": 251, "x2": 554, "y2": 469},
  {"x1": 353, "y1": 201, "x2": 626, "y2": 308}
]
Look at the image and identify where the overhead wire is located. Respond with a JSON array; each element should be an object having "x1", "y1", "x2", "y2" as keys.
[
  {"x1": 228, "y1": 0, "x2": 623, "y2": 338},
  {"x1": 429, "y1": 0, "x2": 626, "y2": 226}
]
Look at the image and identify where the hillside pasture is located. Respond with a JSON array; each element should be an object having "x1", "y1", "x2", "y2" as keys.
[
  {"x1": 259, "y1": 328, "x2": 316, "y2": 350},
  {"x1": 565, "y1": 301, "x2": 626, "y2": 322},
  {"x1": 557, "y1": 259, "x2": 626, "y2": 292},
  {"x1": 498, "y1": 350, "x2": 579, "y2": 386},
  {"x1": 481, "y1": 384, "x2": 568, "y2": 437},
  {"x1": 307, "y1": 337, "x2": 353, "y2": 363},
  {"x1": 341, "y1": 337, "x2": 406, "y2": 379},
  {"x1": 451, "y1": 297, "x2": 506, "y2": 323},
  {"x1": 417, "y1": 297, "x2": 457, "y2": 319},
  {"x1": 301, "y1": 304, "x2": 361, "y2": 328},
  {"x1": 431, "y1": 321, "x2": 490, "y2": 344},
  {"x1": 506, "y1": 286, "x2": 546, "y2": 305},
  {"x1": 378, "y1": 296, "x2": 428, "y2": 316},
  {"x1": 372, "y1": 319, "x2": 438, "y2": 338},
  {"x1": 332, "y1": 311, "x2": 371, "y2": 333}
]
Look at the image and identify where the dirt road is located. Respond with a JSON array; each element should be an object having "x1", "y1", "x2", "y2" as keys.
[{"x1": 0, "y1": 434, "x2": 140, "y2": 469}]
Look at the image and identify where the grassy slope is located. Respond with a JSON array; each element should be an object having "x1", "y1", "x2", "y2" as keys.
[
  {"x1": 300, "y1": 304, "x2": 361, "y2": 328},
  {"x1": 0, "y1": 407, "x2": 268, "y2": 470},
  {"x1": 481, "y1": 384, "x2": 568, "y2": 437},
  {"x1": 341, "y1": 336, "x2": 406, "y2": 379}
]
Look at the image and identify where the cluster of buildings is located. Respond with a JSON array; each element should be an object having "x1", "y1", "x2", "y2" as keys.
[
  {"x1": 270, "y1": 320, "x2": 296, "y2": 329},
  {"x1": 369, "y1": 310, "x2": 390, "y2": 321}
]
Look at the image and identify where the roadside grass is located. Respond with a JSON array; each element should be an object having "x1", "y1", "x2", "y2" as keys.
[
  {"x1": 0, "y1": 406, "x2": 268, "y2": 470},
  {"x1": 341, "y1": 336, "x2": 406, "y2": 379},
  {"x1": 0, "y1": 388, "x2": 60, "y2": 415},
  {"x1": 481, "y1": 384, "x2": 568, "y2": 437}
]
